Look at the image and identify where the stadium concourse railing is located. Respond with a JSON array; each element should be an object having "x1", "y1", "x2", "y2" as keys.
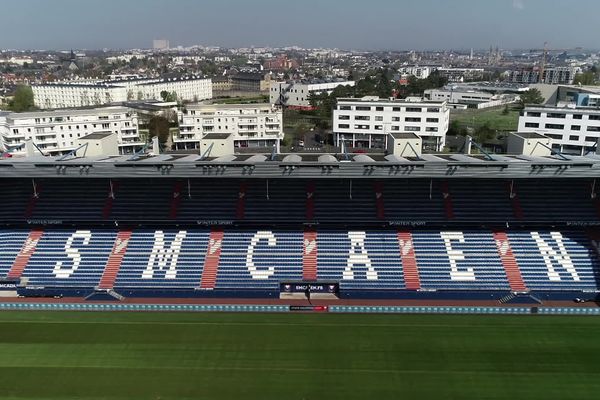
[{"x1": 0, "y1": 177, "x2": 598, "y2": 226}]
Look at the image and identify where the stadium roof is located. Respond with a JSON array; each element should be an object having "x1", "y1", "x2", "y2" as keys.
[{"x1": 2, "y1": 151, "x2": 600, "y2": 179}]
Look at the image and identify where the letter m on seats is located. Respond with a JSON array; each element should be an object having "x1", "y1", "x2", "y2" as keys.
[
  {"x1": 531, "y1": 231, "x2": 579, "y2": 281},
  {"x1": 142, "y1": 230, "x2": 187, "y2": 280}
]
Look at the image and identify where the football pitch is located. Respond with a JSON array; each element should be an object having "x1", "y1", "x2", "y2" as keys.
[{"x1": 0, "y1": 311, "x2": 599, "y2": 400}]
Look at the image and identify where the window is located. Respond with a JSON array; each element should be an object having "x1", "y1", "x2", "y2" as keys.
[
  {"x1": 406, "y1": 107, "x2": 422, "y2": 112},
  {"x1": 355, "y1": 106, "x2": 371, "y2": 111},
  {"x1": 12, "y1": 129, "x2": 18, "y2": 134},
  {"x1": 586, "y1": 137, "x2": 597, "y2": 143},
  {"x1": 571, "y1": 125, "x2": 581, "y2": 131},
  {"x1": 405, "y1": 117, "x2": 421, "y2": 122},
  {"x1": 375, "y1": 106, "x2": 384, "y2": 111},
  {"x1": 425, "y1": 127, "x2": 438, "y2": 132},
  {"x1": 354, "y1": 124, "x2": 369, "y2": 130},
  {"x1": 392, "y1": 107, "x2": 401, "y2": 112},
  {"x1": 527, "y1": 111, "x2": 541, "y2": 117},
  {"x1": 426, "y1": 107, "x2": 440, "y2": 113},
  {"x1": 338, "y1": 115, "x2": 350, "y2": 120},
  {"x1": 589, "y1": 115, "x2": 600, "y2": 121},
  {"x1": 338, "y1": 124, "x2": 349, "y2": 129},
  {"x1": 573, "y1": 114, "x2": 583, "y2": 119},
  {"x1": 587, "y1": 126, "x2": 600, "y2": 132},
  {"x1": 547, "y1": 113, "x2": 566, "y2": 119},
  {"x1": 392, "y1": 117, "x2": 400, "y2": 122},
  {"x1": 569, "y1": 135, "x2": 579, "y2": 141},
  {"x1": 545, "y1": 124, "x2": 564, "y2": 130},
  {"x1": 405, "y1": 126, "x2": 421, "y2": 132},
  {"x1": 374, "y1": 125, "x2": 383, "y2": 130},
  {"x1": 354, "y1": 115, "x2": 370, "y2": 121},
  {"x1": 102, "y1": 123, "x2": 110, "y2": 129},
  {"x1": 339, "y1": 105, "x2": 351, "y2": 110},
  {"x1": 391, "y1": 126, "x2": 400, "y2": 131},
  {"x1": 426, "y1": 118, "x2": 439, "y2": 123},
  {"x1": 524, "y1": 122, "x2": 539, "y2": 128},
  {"x1": 375, "y1": 116, "x2": 383, "y2": 121}
]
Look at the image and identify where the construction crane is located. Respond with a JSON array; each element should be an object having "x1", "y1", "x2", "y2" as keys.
[
  {"x1": 530, "y1": 42, "x2": 574, "y2": 83},
  {"x1": 539, "y1": 42, "x2": 548, "y2": 84}
]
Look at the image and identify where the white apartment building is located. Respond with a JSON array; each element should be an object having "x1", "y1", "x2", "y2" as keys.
[
  {"x1": 32, "y1": 76, "x2": 212, "y2": 109},
  {"x1": 517, "y1": 105, "x2": 600, "y2": 155},
  {"x1": 333, "y1": 97, "x2": 450, "y2": 151},
  {"x1": 398, "y1": 65, "x2": 436, "y2": 80},
  {"x1": 0, "y1": 106, "x2": 143, "y2": 156},
  {"x1": 270, "y1": 79, "x2": 355, "y2": 108},
  {"x1": 436, "y1": 67, "x2": 485, "y2": 82},
  {"x1": 424, "y1": 88, "x2": 493, "y2": 104},
  {"x1": 175, "y1": 103, "x2": 283, "y2": 150}
]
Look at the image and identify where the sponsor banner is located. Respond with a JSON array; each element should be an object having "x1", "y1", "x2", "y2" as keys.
[
  {"x1": 280, "y1": 282, "x2": 338, "y2": 293},
  {"x1": 290, "y1": 305, "x2": 329, "y2": 312},
  {"x1": 0, "y1": 283, "x2": 17, "y2": 290}
]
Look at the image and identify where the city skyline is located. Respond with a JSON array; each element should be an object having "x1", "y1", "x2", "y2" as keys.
[{"x1": 1, "y1": 0, "x2": 599, "y2": 51}]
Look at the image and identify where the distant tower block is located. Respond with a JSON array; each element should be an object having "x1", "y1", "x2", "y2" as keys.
[{"x1": 153, "y1": 39, "x2": 170, "y2": 50}]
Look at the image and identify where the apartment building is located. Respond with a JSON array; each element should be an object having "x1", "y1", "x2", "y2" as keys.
[
  {"x1": 0, "y1": 106, "x2": 143, "y2": 156},
  {"x1": 175, "y1": 103, "x2": 283, "y2": 150},
  {"x1": 32, "y1": 76, "x2": 212, "y2": 109},
  {"x1": 398, "y1": 65, "x2": 436, "y2": 80},
  {"x1": 333, "y1": 97, "x2": 450, "y2": 151},
  {"x1": 269, "y1": 79, "x2": 355, "y2": 108},
  {"x1": 507, "y1": 66, "x2": 581, "y2": 85},
  {"x1": 517, "y1": 105, "x2": 600, "y2": 155},
  {"x1": 424, "y1": 88, "x2": 493, "y2": 104}
]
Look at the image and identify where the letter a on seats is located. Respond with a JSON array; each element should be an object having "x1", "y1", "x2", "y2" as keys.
[{"x1": 344, "y1": 231, "x2": 377, "y2": 280}]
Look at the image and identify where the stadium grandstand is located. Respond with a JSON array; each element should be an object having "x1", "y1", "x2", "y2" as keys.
[{"x1": 1, "y1": 148, "x2": 600, "y2": 304}]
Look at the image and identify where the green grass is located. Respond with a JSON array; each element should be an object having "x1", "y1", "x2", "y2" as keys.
[
  {"x1": 212, "y1": 95, "x2": 269, "y2": 104},
  {"x1": 450, "y1": 106, "x2": 521, "y2": 132},
  {"x1": 0, "y1": 311, "x2": 599, "y2": 400}
]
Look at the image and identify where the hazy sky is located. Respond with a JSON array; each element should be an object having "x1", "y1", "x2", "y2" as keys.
[{"x1": 1, "y1": 0, "x2": 599, "y2": 50}]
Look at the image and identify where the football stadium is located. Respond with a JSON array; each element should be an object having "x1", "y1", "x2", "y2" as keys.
[{"x1": 1, "y1": 148, "x2": 600, "y2": 398}]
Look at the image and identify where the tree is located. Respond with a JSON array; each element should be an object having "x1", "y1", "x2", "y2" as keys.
[
  {"x1": 519, "y1": 88, "x2": 544, "y2": 107},
  {"x1": 448, "y1": 120, "x2": 468, "y2": 137},
  {"x1": 8, "y1": 85, "x2": 35, "y2": 112},
  {"x1": 160, "y1": 91, "x2": 178, "y2": 102},
  {"x1": 573, "y1": 72, "x2": 597, "y2": 86},
  {"x1": 148, "y1": 116, "x2": 170, "y2": 144}
]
